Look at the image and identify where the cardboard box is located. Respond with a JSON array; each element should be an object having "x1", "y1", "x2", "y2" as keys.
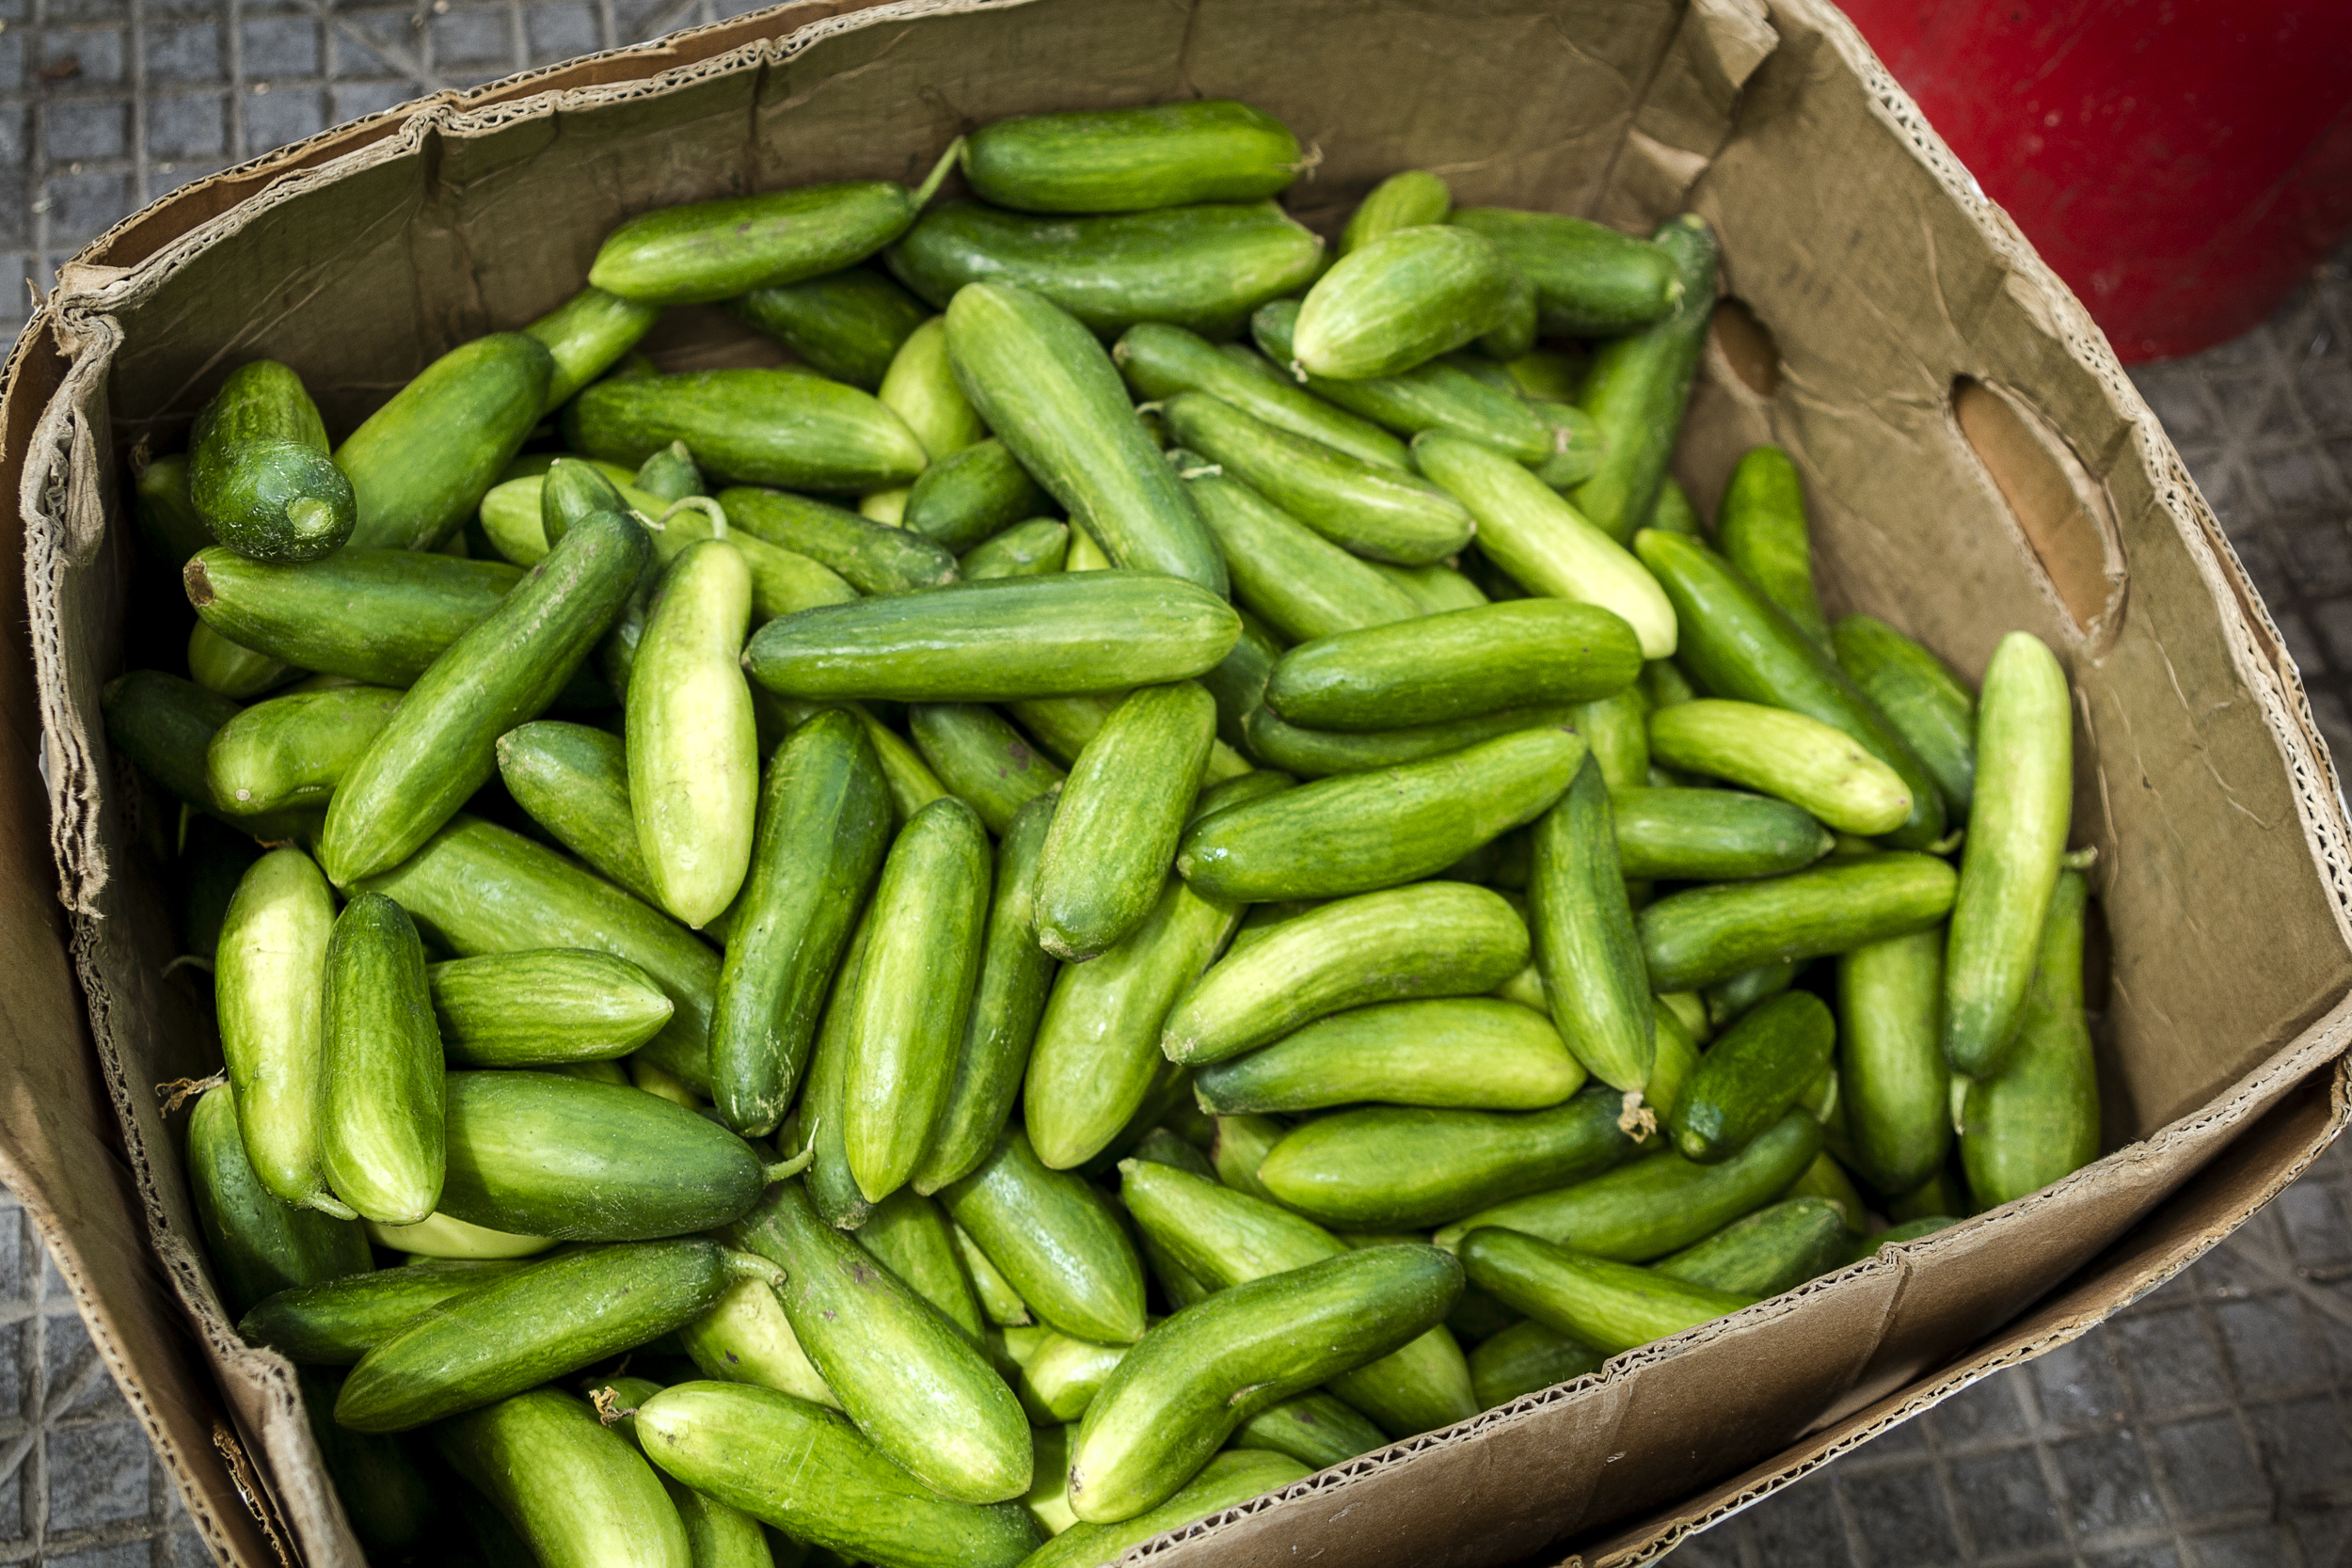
[{"x1": 1, "y1": 0, "x2": 2345, "y2": 1562}]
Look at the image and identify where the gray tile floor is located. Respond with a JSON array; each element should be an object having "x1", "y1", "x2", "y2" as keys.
[{"x1": 1, "y1": 0, "x2": 2348, "y2": 1558}]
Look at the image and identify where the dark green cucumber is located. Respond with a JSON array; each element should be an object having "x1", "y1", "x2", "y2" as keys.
[
  {"x1": 1572, "y1": 685, "x2": 1650, "y2": 797},
  {"x1": 437, "y1": 1070, "x2": 777, "y2": 1240},
  {"x1": 1447, "y1": 208, "x2": 1681, "y2": 337},
  {"x1": 632, "y1": 441, "x2": 706, "y2": 502},
  {"x1": 1292, "y1": 226, "x2": 1515, "y2": 379},
  {"x1": 944, "y1": 282, "x2": 1226, "y2": 593},
  {"x1": 1652, "y1": 1196, "x2": 1849, "y2": 1297},
  {"x1": 427, "y1": 948, "x2": 673, "y2": 1067},
  {"x1": 341, "y1": 1238, "x2": 768, "y2": 1431},
  {"x1": 564, "y1": 369, "x2": 929, "y2": 493},
  {"x1": 1458, "y1": 1230, "x2": 1752, "y2": 1356},
  {"x1": 1961, "y1": 871, "x2": 2099, "y2": 1208},
  {"x1": 1505, "y1": 347, "x2": 1588, "y2": 403},
  {"x1": 891, "y1": 199, "x2": 1321, "y2": 339},
  {"x1": 722, "y1": 485, "x2": 957, "y2": 594},
  {"x1": 942, "y1": 1129, "x2": 1147, "y2": 1345},
  {"x1": 437, "y1": 1387, "x2": 692, "y2": 1568},
  {"x1": 1161, "y1": 391, "x2": 1472, "y2": 565},
  {"x1": 1943, "y1": 631, "x2": 2074, "y2": 1079},
  {"x1": 908, "y1": 704, "x2": 1065, "y2": 834},
  {"x1": 1611, "y1": 786, "x2": 1834, "y2": 881},
  {"x1": 1070, "y1": 1246, "x2": 1462, "y2": 1522},
  {"x1": 962, "y1": 100, "x2": 1300, "y2": 213},
  {"x1": 634, "y1": 1381, "x2": 1043, "y2": 1568},
  {"x1": 187, "y1": 622, "x2": 296, "y2": 702},
  {"x1": 1434, "y1": 1109, "x2": 1824, "y2": 1256},
  {"x1": 1667, "y1": 991, "x2": 1835, "y2": 1164},
  {"x1": 1036, "y1": 682, "x2": 1216, "y2": 958},
  {"x1": 914, "y1": 795, "x2": 1058, "y2": 1195},
  {"x1": 845, "y1": 797, "x2": 992, "y2": 1203},
  {"x1": 188, "y1": 360, "x2": 354, "y2": 562},
  {"x1": 1193, "y1": 997, "x2": 1581, "y2": 1116},
  {"x1": 1634, "y1": 529, "x2": 1947, "y2": 847},
  {"x1": 1838, "y1": 928, "x2": 1951, "y2": 1196},
  {"x1": 494, "y1": 721, "x2": 662, "y2": 906},
  {"x1": 727, "y1": 267, "x2": 929, "y2": 389},
  {"x1": 337, "y1": 334, "x2": 553, "y2": 550},
  {"x1": 1528, "y1": 754, "x2": 1654, "y2": 1093},
  {"x1": 184, "y1": 546, "x2": 524, "y2": 687},
  {"x1": 217, "y1": 848, "x2": 346, "y2": 1213},
  {"x1": 1267, "y1": 599, "x2": 1639, "y2": 734},
  {"x1": 294, "y1": 1370, "x2": 437, "y2": 1558},
  {"x1": 1243, "y1": 701, "x2": 1580, "y2": 781},
  {"x1": 1250, "y1": 299, "x2": 1550, "y2": 463},
  {"x1": 1469, "y1": 1318, "x2": 1603, "y2": 1408},
  {"x1": 901, "y1": 439, "x2": 1050, "y2": 554},
  {"x1": 1717, "y1": 446, "x2": 1829, "y2": 646},
  {"x1": 1528, "y1": 400, "x2": 1605, "y2": 490},
  {"x1": 1255, "y1": 1085, "x2": 1640, "y2": 1230},
  {"x1": 318, "y1": 511, "x2": 648, "y2": 883},
  {"x1": 1832, "y1": 614, "x2": 1979, "y2": 822},
  {"x1": 857, "y1": 1187, "x2": 987, "y2": 1340},
  {"x1": 1233, "y1": 1391, "x2": 1386, "y2": 1468},
  {"x1": 319, "y1": 892, "x2": 446, "y2": 1225},
  {"x1": 732, "y1": 1181, "x2": 1030, "y2": 1503},
  {"x1": 1178, "y1": 727, "x2": 1586, "y2": 902},
  {"x1": 746, "y1": 571, "x2": 1239, "y2": 702},
  {"x1": 203, "y1": 684, "x2": 401, "y2": 816},
  {"x1": 1568, "y1": 215, "x2": 1718, "y2": 541},
  {"x1": 1705, "y1": 960, "x2": 1797, "y2": 1030},
  {"x1": 186, "y1": 1082, "x2": 371, "y2": 1318},
  {"x1": 710, "y1": 708, "x2": 890, "y2": 1135},
  {"x1": 522, "y1": 285, "x2": 662, "y2": 412},
  {"x1": 800, "y1": 905, "x2": 877, "y2": 1229},
  {"x1": 1639, "y1": 852, "x2": 1957, "y2": 993},
  {"x1": 1180, "y1": 460, "x2": 1419, "y2": 643},
  {"x1": 1166, "y1": 881, "x2": 1530, "y2": 1063},
  {"x1": 1649, "y1": 698, "x2": 1914, "y2": 836},
  {"x1": 134, "y1": 451, "x2": 214, "y2": 565},
  {"x1": 960, "y1": 516, "x2": 1068, "y2": 579},
  {"x1": 240, "y1": 1259, "x2": 524, "y2": 1363},
  {"x1": 1119, "y1": 323, "x2": 1407, "y2": 468},
  {"x1": 1646, "y1": 475, "x2": 1703, "y2": 534}
]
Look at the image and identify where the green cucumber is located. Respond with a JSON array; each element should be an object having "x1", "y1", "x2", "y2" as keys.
[
  {"x1": 728, "y1": 267, "x2": 929, "y2": 389},
  {"x1": 217, "y1": 848, "x2": 346, "y2": 1213},
  {"x1": 1233, "y1": 1391, "x2": 1386, "y2": 1467},
  {"x1": 1025, "y1": 875, "x2": 1242, "y2": 1170},
  {"x1": 187, "y1": 622, "x2": 296, "y2": 701},
  {"x1": 475, "y1": 467, "x2": 651, "y2": 563},
  {"x1": 1242, "y1": 701, "x2": 1579, "y2": 781},
  {"x1": 436, "y1": 1387, "x2": 691, "y2": 1568},
  {"x1": 1413, "y1": 431, "x2": 1678, "y2": 659},
  {"x1": 628, "y1": 538, "x2": 758, "y2": 927},
  {"x1": 1528, "y1": 754, "x2": 1654, "y2": 1092},
  {"x1": 892, "y1": 199, "x2": 1323, "y2": 340},
  {"x1": 1717, "y1": 447, "x2": 1829, "y2": 646},
  {"x1": 1458, "y1": 1230, "x2": 1752, "y2": 1355},
  {"x1": 341, "y1": 1238, "x2": 769, "y2": 1431},
  {"x1": 961, "y1": 517, "x2": 1067, "y2": 579},
  {"x1": 1341, "y1": 169, "x2": 1452, "y2": 254},
  {"x1": 1653, "y1": 1196, "x2": 1849, "y2": 1297},
  {"x1": 1013, "y1": 1329, "x2": 1130, "y2": 1423},
  {"x1": 1640, "y1": 852, "x2": 1957, "y2": 993},
  {"x1": 633, "y1": 441, "x2": 707, "y2": 502},
  {"x1": 319, "y1": 892, "x2": 446, "y2": 1225},
  {"x1": 1479, "y1": 262, "x2": 1539, "y2": 360},
  {"x1": 427, "y1": 948, "x2": 673, "y2": 1067},
  {"x1": 1434, "y1": 1109, "x2": 1823, "y2": 1256},
  {"x1": 319, "y1": 511, "x2": 648, "y2": 883},
  {"x1": 1166, "y1": 881, "x2": 1530, "y2": 1064},
  {"x1": 1160, "y1": 391, "x2": 1472, "y2": 565},
  {"x1": 1070, "y1": 1246, "x2": 1461, "y2": 1522},
  {"x1": 721, "y1": 485, "x2": 957, "y2": 594},
  {"x1": 184, "y1": 546, "x2": 524, "y2": 687},
  {"x1": 845, "y1": 798, "x2": 992, "y2": 1202},
  {"x1": 634, "y1": 1382, "x2": 1043, "y2": 1568},
  {"x1": 337, "y1": 334, "x2": 553, "y2": 550},
  {"x1": 942, "y1": 1129, "x2": 1147, "y2": 1345},
  {"x1": 678, "y1": 1273, "x2": 841, "y2": 1410},
  {"x1": 858, "y1": 1187, "x2": 988, "y2": 1341},
  {"x1": 1648, "y1": 699, "x2": 1914, "y2": 835},
  {"x1": 962, "y1": 101, "x2": 1300, "y2": 213},
  {"x1": 1572, "y1": 685, "x2": 1649, "y2": 796},
  {"x1": 1197, "y1": 609, "x2": 1279, "y2": 752},
  {"x1": 1255, "y1": 1085, "x2": 1640, "y2": 1230},
  {"x1": 1248, "y1": 300, "x2": 1550, "y2": 463},
  {"x1": 522, "y1": 285, "x2": 662, "y2": 412},
  {"x1": 1528, "y1": 401, "x2": 1604, "y2": 490},
  {"x1": 240, "y1": 1260, "x2": 523, "y2": 1363},
  {"x1": 188, "y1": 360, "x2": 354, "y2": 562},
  {"x1": 1634, "y1": 529, "x2": 1947, "y2": 847},
  {"x1": 1706, "y1": 959, "x2": 1802, "y2": 1028},
  {"x1": 1193, "y1": 997, "x2": 1582, "y2": 1115},
  {"x1": 495, "y1": 721, "x2": 663, "y2": 907},
  {"x1": 186, "y1": 1083, "x2": 371, "y2": 1317},
  {"x1": 1028, "y1": 1449, "x2": 1307, "y2": 1568},
  {"x1": 1832, "y1": 614, "x2": 1979, "y2": 822},
  {"x1": 437, "y1": 1070, "x2": 778, "y2": 1240},
  {"x1": 1506, "y1": 347, "x2": 1588, "y2": 403},
  {"x1": 134, "y1": 451, "x2": 214, "y2": 565},
  {"x1": 540, "y1": 458, "x2": 634, "y2": 546},
  {"x1": 746, "y1": 572, "x2": 1238, "y2": 702},
  {"x1": 944, "y1": 283, "x2": 1225, "y2": 592},
  {"x1": 1667, "y1": 991, "x2": 1835, "y2": 1164},
  {"x1": 1568, "y1": 215, "x2": 1718, "y2": 540},
  {"x1": 592, "y1": 1375, "x2": 777, "y2": 1568},
  {"x1": 564, "y1": 369, "x2": 929, "y2": 493},
  {"x1": 1178, "y1": 727, "x2": 1585, "y2": 902},
  {"x1": 204, "y1": 684, "x2": 401, "y2": 816},
  {"x1": 1838, "y1": 929, "x2": 1950, "y2": 1196},
  {"x1": 710, "y1": 708, "x2": 889, "y2": 1135},
  {"x1": 1267, "y1": 599, "x2": 1640, "y2": 734},
  {"x1": 1376, "y1": 559, "x2": 1488, "y2": 613},
  {"x1": 1469, "y1": 1318, "x2": 1603, "y2": 1408},
  {"x1": 1180, "y1": 464, "x2": 1422, "y2": 644},
  {"x1": 1943, "y1": 632, "x2": 2074, "y2": 1078},
  {"x1": 1961, "y1": 871, "x2": 2099, "y2": 1207},
  {"x1": 908, "y1": 704, "x2": 1065, "y2": 834},
  {"x1": 294, "y1": 1370, "x2": 437, "y2": 1557},
  {"x1": 732, "y1": 1181, "x2": 1030, "y2": 1502},
  {"x1": 1208, "y1": 1115, "x2": 1288, "y2": 1208},
  {"x1": 901, "y1": 439, "x2": 1049, "y2": 554},
  {"x1": 880, "y1": 314, "x2": 987, "y2": 460},
  {"x1": 1788, "y1": 1151, "x2": 1871, "y2": 1230},
  {"x1": 1612, "y1": 787, "x2": 1833, "y2": 881},
  {"x1": 1293, "y1": 226, "x2": 1515, "y2": 380},
  {"x1": 1118, "y1": 323, "x2": 1407, "y2": 469},
  {"x1": 800, "y1": 906, "x2": 877, "y2": 1228},
  {"x1": 1036, "y1": 682, "x2": 1216, "y2": 958},
  {"x1": 1645, "y1": 657, "x2": 1699, "y2": 711},
  {"x1": 960, "y1": 1223, "x2": 1035, "y2": 1327},
  {"x1": 914, "y1": 794, "x2": 1058, "y2": 1194},
  {"x1": 1447, "y1": 209, "x2": 1680, "y2": 337}
]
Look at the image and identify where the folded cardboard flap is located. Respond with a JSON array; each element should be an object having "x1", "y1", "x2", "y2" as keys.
[{"x1": 3, "y1": 0, "x2": 2346, "y2": 1565}]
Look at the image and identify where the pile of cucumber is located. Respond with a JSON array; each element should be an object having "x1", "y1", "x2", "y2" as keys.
[{"x1": 102, "y1": 94, "x2": 2102, "y2": 1568}]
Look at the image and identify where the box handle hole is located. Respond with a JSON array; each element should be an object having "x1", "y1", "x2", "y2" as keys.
[{"x1": 1952, "y1": 376, "x2": 2126, "y2": 641}]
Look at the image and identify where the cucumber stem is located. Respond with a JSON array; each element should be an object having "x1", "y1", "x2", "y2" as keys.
[
  {"x1": 661, "y1": 495, "x2": 727, "y2": 541},
  {"x1": 307, "y1": 1191, "x2": 359, "y2": 1221},
  {"x1": 912, "y1": 136, "x2": 965, "y2": 211},
  {"x1": 763, "y1": 1126, "x2": 818, "y2": 1183},
  {"x1": 723, "y1": 1249, "x2": 790, "y2": 1292},
  {"x1": 2059, "y1": 845, "x2": 2099, "y2": 870}
]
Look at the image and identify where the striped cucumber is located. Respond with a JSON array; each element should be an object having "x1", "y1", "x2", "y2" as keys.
[
  {"x1": 1529, "y1": 754, "x2": 1655, "y2": 1093},
  {"x1": 628, "y1": 538, "x2": 758, "y2": 927},
  {"x1": 1612, "y1": 787, "x2": 1834, "y2": 881},
  {"x1": 1667, "y1": 991, "x2": 1835, "y2": 1164},
  {"x1": 217, "y1": 847, "x2": 347, "y2": 1214},
  {"x1": 319, "y1": 892, "x2": 446, "y2": 1225},
  {"x1": 858, "y1": 1187, "x2": 987, "y2": 1340},
  {"x1": 943, "y1": 1129, "x2": 1147, "y2": 1345},
  {"x1": 188, "y1": 360, "x2": 354, "y2": 562},
  {"x1": 239, "y1": 1260, "x2": 523, "y2": 1363},
  {"x1": 495, "y1": 721, "x2": 662, "y2": 907},
  {"x1": 902, "y1": 439, "x2": 1049, "y2": 554},
  {"x1": 1640, "y1": 852, "x2": 1958, "y2": 993},
  {"x1": 1026, "y1": 1449, "x2": 1308, "y2": 1568},
  {"x1": 1193, "y1": 997, "x2": 1581, "y2": 1115},
  {"x1": 1653, "y1": 1196, "x2": 1850, "y2": 1297},
  {"x1": 1265, "y1": 600, "x2": 1642, "y2": 731},
  {"x1": 1469, "y1": 1319, "x2": 1604, "y2": 1409},
  {"x1": 1036, "y1": 682, "x2": 1216, "y2": 958},
  {"x1": 1181, "y1": 463, "x2": 1422, "y2": 643},
  {"x1": 1118, "y1": 322, "x2": 1407, "y2": 469},
  {"x1": 204, "y1": 684, "x2": 401, "y2": 816},
  {"x1": 1648, "y1": 699, "x2": 1914, "y2": 835},
  {"x1": 728, "y1": 267, "x2": 929, "y2": 389},
  {"x1": 1458, "y1": 1230, "x2": 1753, "y2": 1356},
  {"x1": 184, "y1": 546, "x2": 524, "y2": 687},
  {"x1": 1832, "y1": 613, "x2": 1979, "y2": 822},
  {"x1": 799, "y1": 906, "x2": 877, "y2": 1228},
  {"x1": 960, "y1": 517, "x2": 1068, "y2": 579},
  {"x1": 1242, "y1": 701, "x2": 1579, "y2": 781},
  {"x1": 1717, "y1": 446, "x2": 1829, "y2": 647},
  {"x1": 1232, "y1": 1392, "x2": 1386, "y2": 1468},
  {"x1": 564, "y1": 369, "x2": 929, "y2": 493},
  {"x1": 1447, "y1": 208, "x2": 1681, "y2": 336},
  {"x1": 1572, "y1": 685, "x2": 1649, "y2": 796},
  {"x1": 336, "y1": 334, "x2": 553, "y2": 550},
  {"x1": 721, "y1": 485, "x2": 958, "y2": 594},
  {"x1": 1341, "y1": 169, "x2": 1452, "y2": 254},
  {"x1": 908, "y1": 704, "x2": 1065, "y2": 834},
  {"x1": 1568, "y1": 215, "x2": 1718, "y2": 540},
  {"x1": 427, "y1": 948, "x2": 673, "y2": 1068},
  {"x1": 592, "y1": 1375, "x2": 777, "y2": 1568},
  {"x1": 186, "y1": 1083, "x2": 371, "y2": 1318},
  {"x1": 1293, "y1": 226, "x2": 1516, "y2": 379},
  {"x1": 1250, "y1": 299, "x2": 1550, "y2": 463},
  {"x1": 880, "y1": 314, "x2": 988, "y2": 460},
  {"x1": 1838, "y1": 929, "x2": 1951, "y2": 1196},
  {"x1": 522, "y1": 285, "x2": 661, "y2": 411},
  {"x1": 187, "y1": 622, "x2": 295, "y2": 701},
  {"x1": 678, "y1": 1270, "x2": 841, "y2": 1409},
  {"x1": 961, "y1": 100, "x2": 1301, "y2": 213},
  {"x1": 1961, "y1": 871, "x2": 2100, "y2": 1208},
  {"x1": 434, "y1": 1388, "x2": 691, "y2": 1568}
]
